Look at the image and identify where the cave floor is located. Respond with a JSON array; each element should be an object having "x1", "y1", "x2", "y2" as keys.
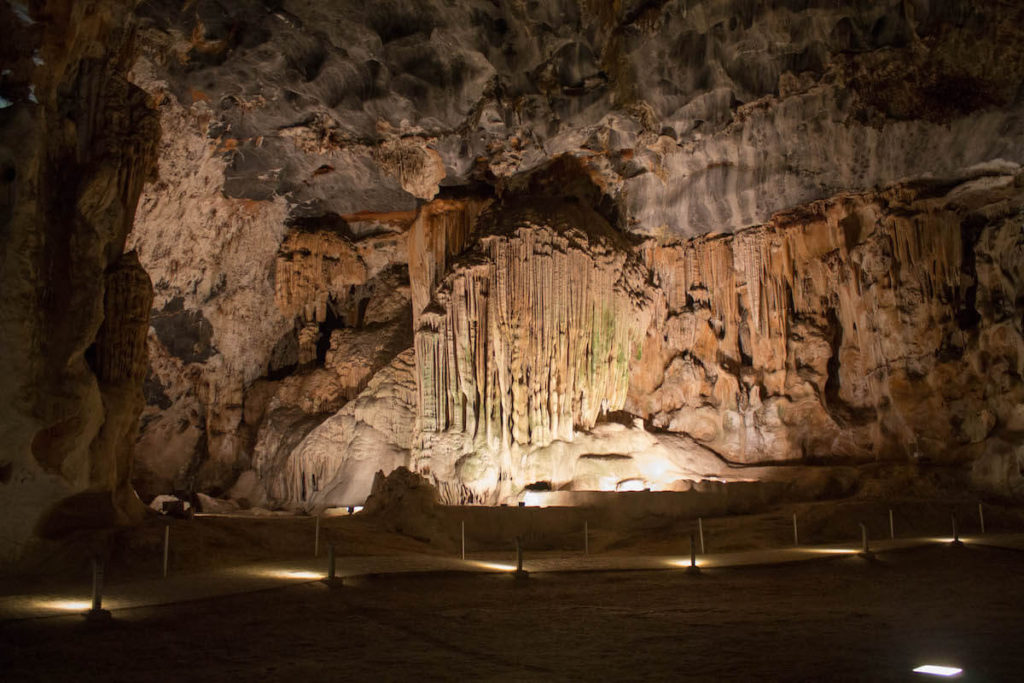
[{"x1": 2, "y1": 543, "x2": 1023, "y2": 681}]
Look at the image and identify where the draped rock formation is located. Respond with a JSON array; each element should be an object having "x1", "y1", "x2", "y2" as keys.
[
  {"x1": 413, "y1": 198, "x2": 653, "y2": 502},
  {"x1": 255, "y1": 349, "x2": 418, "y2": 511},
  {"x1": 631, "y1": 171, "x2": 1024, "y2": 471},
  {"x1": 8, "y1": 0, "x2": 1024, "y2": 560}
]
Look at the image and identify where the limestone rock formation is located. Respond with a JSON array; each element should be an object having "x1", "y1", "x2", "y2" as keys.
[
  {"x1": 120, "y1": 0, "x2": 1024, "y2": 511},
  {"x1": 7, "y1": 0, "x2": 1024, "y2": 567},
  {"x1": 630, "y1": 169, "x2": 1024, "y2": 474},
  {"x1": 255, "y1": 349, "x2": 418, "y2": 511},
  {"x1": 407, "y1": 197, "x2": 493, "y2": 328},
  {"x1": 413, "y1": 197, "x2": 653, "y2": 502},
  {"x1": 128, "y1": 0, "x2": 1024, "y2": 236},
  {"x1": 128, "y1": 43, "x2": 414, "y2": 498},
  {"x1": 0, "y1": 0, "x2": 159, "y2": 564}
]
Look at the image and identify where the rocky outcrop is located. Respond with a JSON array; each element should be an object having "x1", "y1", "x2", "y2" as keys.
[
  {"x1": 128, "y1": 41, "x2": 415, "y2": 498},
  {"x1": 0, "y1": 0, "x2": 159, "y2": 563},
  {"x1": 630, "y1": 170, "x2": 1024, "y2": 471},
  {"x1": 126, "y1": 70, "x2": 293, "y2": 496},
  {"x1": 408, "y1": 197, "x2": 493, "y2": 328},
  {"x1": 129, "y1": 0, "x2": 1024, "y2": 237},
  {"x1": 4, "y1": 0, "x2": 1011, "y2": 530},
  {"x1": 85, "y1": 253, "x2": 155, "y2": 519},
  {"x1": 255, "y1": 349, "x2": 418, "y2": 511}
]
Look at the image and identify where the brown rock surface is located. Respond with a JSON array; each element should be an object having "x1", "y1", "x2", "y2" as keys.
[
  {"x1": 7, "y1": 1, "x2": 1024, "y2": 567},
  {"x1": 255, "y1": 349, "x2": 419, "y2": 511},
  {"x1": 631, "y1": 172, "x2": 1024, "y2": 471},
  {"x1": 0, "y1": 0, "x2": 160, "y2": 563}
]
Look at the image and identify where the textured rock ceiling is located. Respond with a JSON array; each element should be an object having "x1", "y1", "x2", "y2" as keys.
[{"x1": 134, "y1": 0, "x2": 1024, "y2": 235}]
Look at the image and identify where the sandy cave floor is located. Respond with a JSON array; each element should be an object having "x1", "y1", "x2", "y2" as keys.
[
  {"x1": 2, "y1": 498, "x2": 1024, "y2": 681},
  {"x1": 2, "y1": 544, "x2": 1023, "y2": 681}
]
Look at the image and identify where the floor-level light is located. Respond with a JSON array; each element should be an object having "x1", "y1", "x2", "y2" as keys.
[{"x1": 913, "y1": 664, "x2": 963, "y2": 677}]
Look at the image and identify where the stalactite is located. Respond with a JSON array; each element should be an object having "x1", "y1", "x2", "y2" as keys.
[
  {"x1": 413, "y1": 199, "x2": 652, "y2": 499},
  {"x1": 407, "y1": 197, "x2": 493, "y2": 327},
  {"x1": 632, "y1": 179, "x2": 1023, "y2": 466},
  {"x1": 274, "y1": 230, "x2": 367, "y2": 323},
  {"x1": 94, "y1": 252, "x2": 154, "y2": 385}
]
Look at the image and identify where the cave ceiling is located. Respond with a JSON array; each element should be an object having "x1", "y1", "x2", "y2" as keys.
[{"x1": 134, "y1": 0, "x2": 1024, "y2": 237}]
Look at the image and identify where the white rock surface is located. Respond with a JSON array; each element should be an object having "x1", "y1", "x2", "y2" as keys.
[{"x1": 256, "y1": 349, "x2": 418, "y2": 511}]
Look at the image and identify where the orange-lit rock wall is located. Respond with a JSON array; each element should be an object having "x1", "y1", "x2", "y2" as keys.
[{"x1": 632, "y1": 177, "x2": 1024, "y2": 470}]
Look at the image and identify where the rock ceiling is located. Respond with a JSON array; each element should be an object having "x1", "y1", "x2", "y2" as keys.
[{"x1": 134, "y1": 0, "x2": 1024, "y2": 235}]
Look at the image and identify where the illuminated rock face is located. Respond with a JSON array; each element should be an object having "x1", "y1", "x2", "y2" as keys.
[
  {"x1": 119, "y1": 0, "x2": 1023, "y2": 510},
  {"x1": 255, "y1": 349, "x2": 418, "y2": 511},
  {"x1": 412, "y1": 199, "x2": 652, "y2": 502},
  {"x1": 8, "y1": 0, "x2": 1023, "y2": 556},
  {"x1": 395, "y1": 173, "x2": 1023, "y2": 503},
  {"x1": 631, "y1": 174, "x2": 1024, "y2": 468}
]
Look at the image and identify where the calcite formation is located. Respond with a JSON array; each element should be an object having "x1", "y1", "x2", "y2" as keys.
[
  {"x1": 0, "y1": 0, "x2": 159, "y2": 563},
  {"x1": 407, "y1": 198, "x2": 492, "y2": 329},
  {"x1": 256, "y1": 349, "x2": 418, "y2": 511},
  {"x1": 631, "y1": 171, "x2": 1024, "y2": 470},
  {"x1": 413, "y1": 198, "x2": 652, "y2": 502}
]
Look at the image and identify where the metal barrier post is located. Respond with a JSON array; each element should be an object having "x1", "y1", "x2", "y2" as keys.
[
  {"x1": 859, "y1": 522, "x2": 875, "y2": 559},
  {"x1": 686, "y1": 532, "x2": 701, "y2": 575},
  {"x1": 322, "y1": 543, "x2": 343, "y2": 587},
  {"x1": 514, "y1": 536, "x2": 528, "y2": 579},
  {"x1": 162, "y1": 525, "x2": 170, "y2": 578},
  {"x1": 84, "y1": 556, "x2": 112, "y2": 622}
]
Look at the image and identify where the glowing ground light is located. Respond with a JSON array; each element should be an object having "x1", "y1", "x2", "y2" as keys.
[
  {"x1": 522, "y1": 491, "x2": 545, "y2": 507},
  {"x1": 279, "y1": 570, "x2": 323, "y2": 580},
  {"x1": 665, "y1": 559, "x2": 704, "y2": 568},
  {"x1": 36, "y1": 600, "x2": 93, "y2": 611},
  {"x1": 255, "y1": 569, "x2": 323, "y2": 580},
  {"x1": 805, "y1": 548, "x2": 858, "y2": 555},
  {"x1": 913, "y1": 665, "x2": 963, "y2": 677},
  {"x1": 472, "y1": 561, "x2": 517, "y2": 572}
]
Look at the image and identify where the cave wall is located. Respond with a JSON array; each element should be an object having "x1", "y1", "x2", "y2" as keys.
[
  {"x1": 0, "y1": 0, "x2": 159, "y2": 565},
  {"x1": 23, "y1": 0, "x2": 1015, "y2": 515},
  {"x1": 126, "y1": 0, "x2": 1024, "y2": 238},
  {"x1": 631, "y1": 174, "x2": 1024, "y2": 468}
]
